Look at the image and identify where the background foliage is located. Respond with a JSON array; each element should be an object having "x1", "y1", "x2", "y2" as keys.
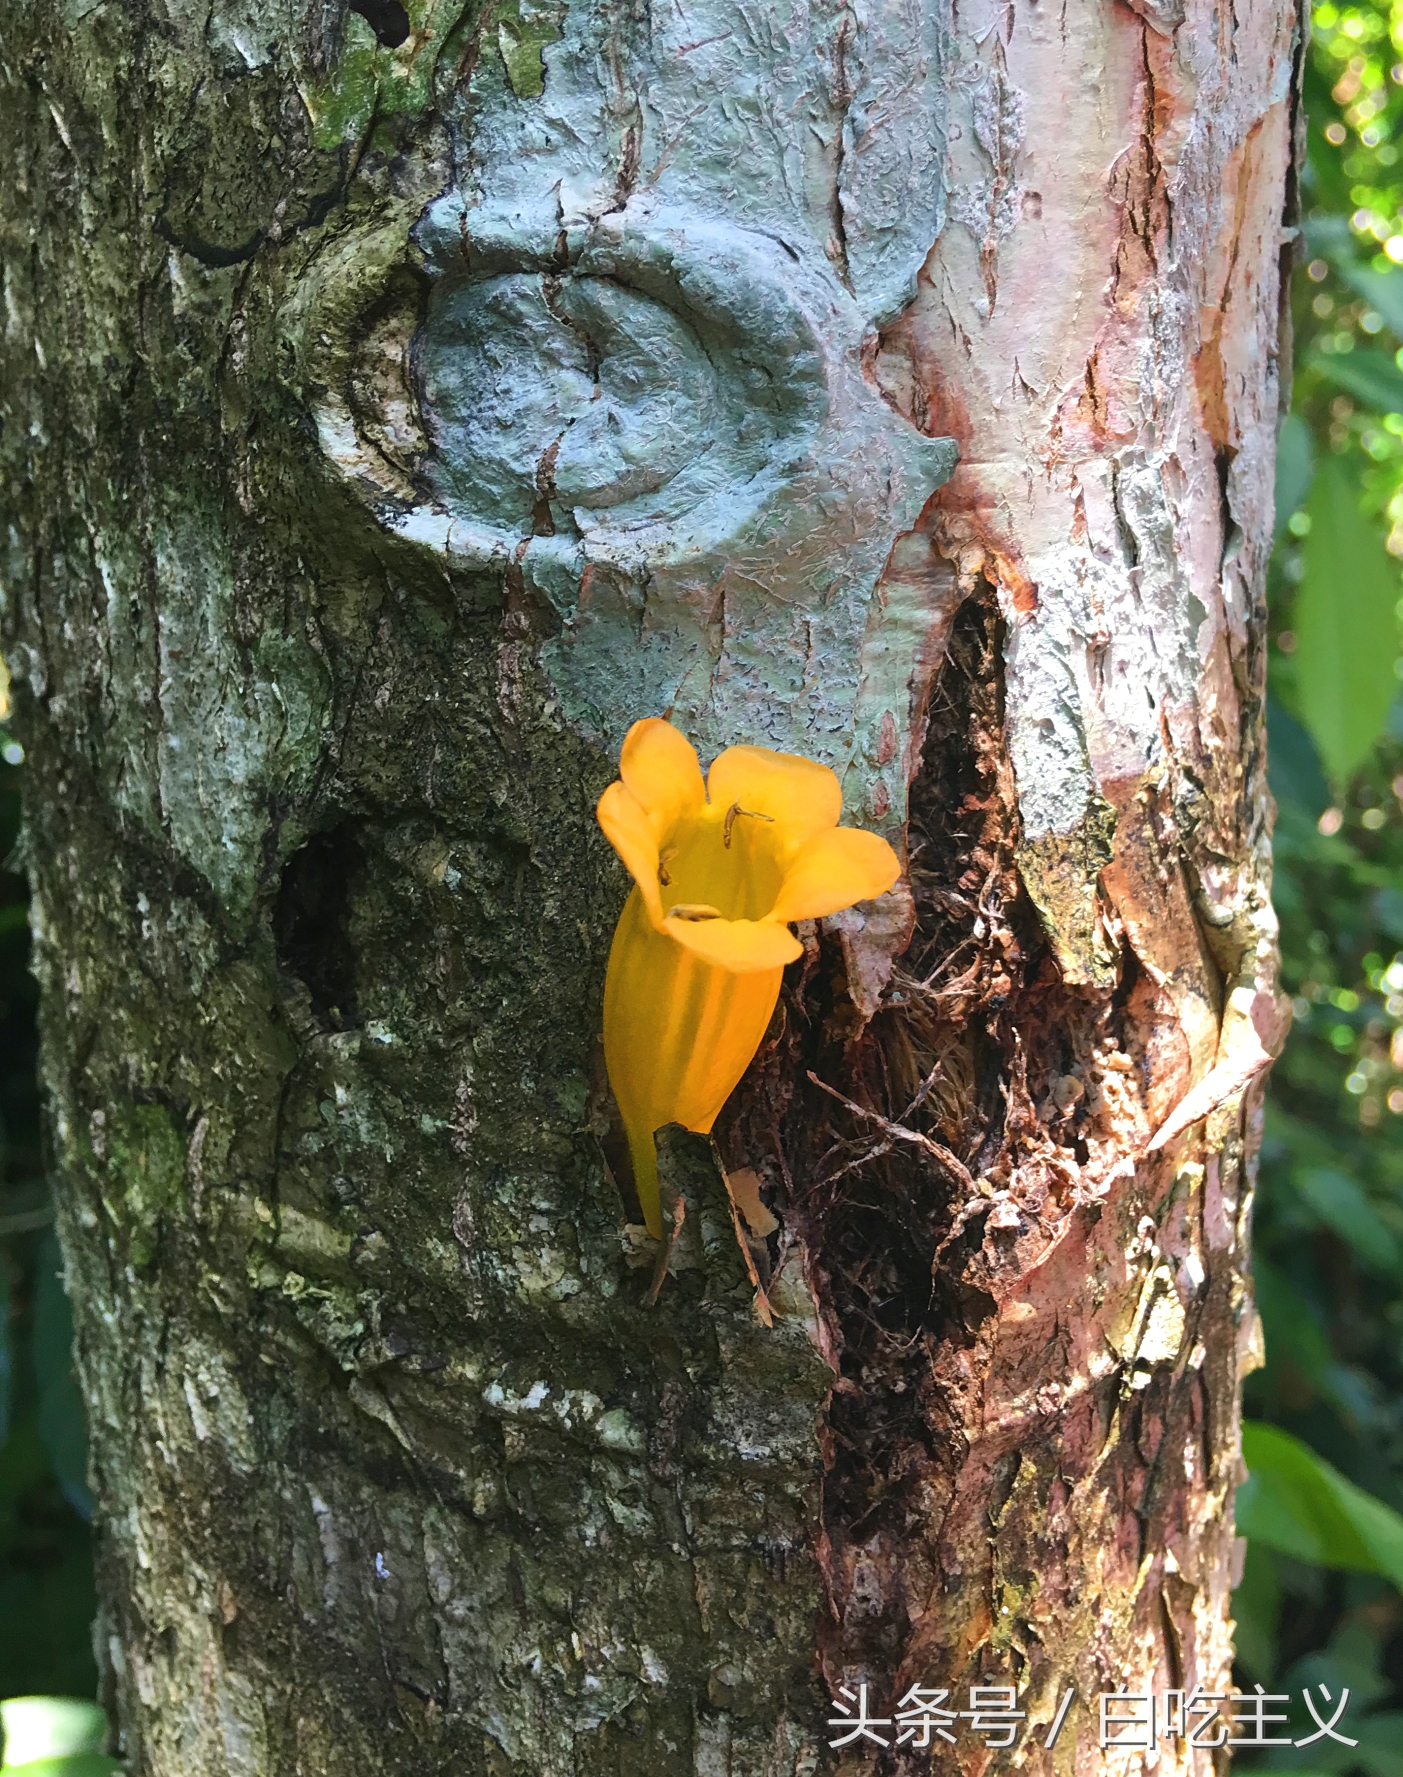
[
  {"x1": 7, "y1": 3, "x2": 1403, "y2": 1760},
  {"x1": 0, "y1": 703, "x2": 95, "y2": 1700},
  {"x1": 1224, "y1": 0, "x2": 1403, "y2": 1760}
]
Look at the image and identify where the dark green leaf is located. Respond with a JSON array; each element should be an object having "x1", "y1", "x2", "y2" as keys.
[
  {"x1": 1376, "y1": 885, "x2": 1403, "y2": 943},
  {"x1": 1253, "y1": 1254, "x2": 1335, "y2": 1383},
  {"x1": 1268, "y1": 697, "x2": 1331, "y2": 821},
  {"x1": 1310, "y1": 347, "x2": 1403, "y2": 414},
  {"x1": 1277, "y1": 1627, "x2": 1393, "y2": 1767},
  {"x1": 1293, "y1": 454, "x2": 1400, "y2": 784},
  {"x1": 1275, "y1": 413, "x2": 1315, "y2": 539},
  {"x1": 1355, "y1": 1714, "x2": 1403, "y2": 1777},
  {"x1": 1239, "y1": 1420, "x2": 1403, "y2": 1584},
  {"x1": 1231, "y1": 1538, "x2": 1280, "y2": 1681},
  {"x1": 1287, "y1": 1618, "x2": 1395, "y2": 1709},
  {"x1": 1294, "y1": 1169, "x2": 1402, "y2": 1275},
  {"x1": 31, "y1": 1238, "x2": 90, "y2": 1523},
  {"x1": 0, "y1": 1532, "x2": 98, "y2": 1697}
]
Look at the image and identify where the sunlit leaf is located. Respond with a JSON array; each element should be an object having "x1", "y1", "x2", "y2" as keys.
[
  {"x1": 1310, "y1": 347, "x2": 1403, "y2": 414},
  {"x1": 1239, "y1": 1420, "x2": 1403, "y2": 1585},
  {"x1": 0, "y1": 1698, "x2": 110, "y2": 1771},
  {"x1": 1292, "y1": 454, "x2": 1400, "y2": 784},
  {"x1": 2, "y1": 1757, "x2": 123, "y2": 1777}
]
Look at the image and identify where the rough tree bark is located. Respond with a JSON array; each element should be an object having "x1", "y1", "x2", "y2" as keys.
[{"x1": 0, "y1": 0, "x2": 1296, "y2": 1771}]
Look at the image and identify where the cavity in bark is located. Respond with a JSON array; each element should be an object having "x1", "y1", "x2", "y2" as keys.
[
  {"x1": 723, "y1": 588, "x2": 1118, "y2": 1690},
  {"x1": 274, "y1": 824, "x2": 364, "y2": 1029},
  {"x1": 347, "y1": 0, "x2": 411, "y2": 48}
]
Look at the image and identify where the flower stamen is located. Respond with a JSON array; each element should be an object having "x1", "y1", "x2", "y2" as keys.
[
  {"x1": 666, "y1": 903, "x2": 723, "y2": 921},
  {"x1": 723, "y1": 802, "x2": 775, "y2": 848},
  {"x1": 657, "y1": 846, "x2": 678, "y2": 886}
]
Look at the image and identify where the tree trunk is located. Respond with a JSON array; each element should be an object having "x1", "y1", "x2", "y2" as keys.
[{"x1": 0, "y1": 0, "x2": 1296, "y2": 1770}]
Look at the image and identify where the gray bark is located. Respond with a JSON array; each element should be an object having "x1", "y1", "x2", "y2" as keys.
[{"x1": 0, "y1": 0, "x2": 1296, "y2": 1772}]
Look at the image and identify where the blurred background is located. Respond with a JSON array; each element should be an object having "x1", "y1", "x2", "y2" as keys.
[
  {"x1": 7, "y1": 0, "x2": 1403, "y2": 1758},
  {"x1": 0, "y1": 702, "x2": 95, "y2": 1695}
]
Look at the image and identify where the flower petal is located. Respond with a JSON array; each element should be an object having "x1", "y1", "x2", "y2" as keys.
[
  {"x1": 768, "y1": 826, "x2": 901, "y2": 924},
  {"x1": 664, "y1": 912, "x2": 802, "y2": 971},
  {"x1": 619, "y1": 717, "x2": 706, "y2": 840},
  {"x1": 706, "y1": 745, "x2": 841, "y2": 856},
  {"x1": 604, "y1": 888, "x2": 784, "y2": 1234},
  {"x1": 596, "y1": 781, "x2": 665, "y2": 924}
]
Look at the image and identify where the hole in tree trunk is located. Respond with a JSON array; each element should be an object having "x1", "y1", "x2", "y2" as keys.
[
  {"x1": 723, "y1": 582, "x2": 1111, "y2": 1683},
  {"x1": 348, "y1": 0, "x2": 411, "y2": 48},
  {"x1": 274, "y1": 825, "x2": 364, "y2": 1030}
]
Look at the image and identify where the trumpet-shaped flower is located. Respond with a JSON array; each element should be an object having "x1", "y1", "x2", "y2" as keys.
[{"x1": 597, "y1": 717, "x2": 900, "y2": 1235}]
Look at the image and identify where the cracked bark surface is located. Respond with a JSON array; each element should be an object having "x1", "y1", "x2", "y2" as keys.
[{"x1": 0, "y1": 0, "x2": 1295, "y2": 1772}]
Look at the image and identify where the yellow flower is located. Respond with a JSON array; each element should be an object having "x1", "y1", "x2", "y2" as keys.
[{"x1": 597, "y1": 717, "x2": 900, "y2": 1235}]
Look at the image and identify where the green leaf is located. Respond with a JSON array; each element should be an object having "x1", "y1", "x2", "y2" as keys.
[
  {"x1": 1292, "y1": 454, "x2": 1400, "y2": 784},
  {"x1": 1294, "y1": 1168, "x2": 1402, "y2": 1276},
  {"x1": 0, "y1": 1699, "x2": 108, "y2": 1768},
  {"x1": 1267, "y1": 697, "x2": 1331, "y2": 820},
  {"x1": 1239, "y1": 1420, "x2": 1403, "y2": 1585},
  {"x1": 0, "y1": 1422, "x2": 50, "y2": 1553},
  {"x1": 1288, "y1": 1618, "x2": 1395, "y2": 1709},
  {"x1": 1303, "y1": 213, "x2": 1356, "y2": 263},
  {"x1": 1253, "y1": 1253, "x2": 1335, "y2": 1379},
  {"x1": 1231, "y1": 1537, "x2": 1280, "y2": 1680},
  {"x1": 1277, "y1": 1630, "x2": 1390, "y2": 1774},
  {"x1": 1275, "y1": 412, "x2": 1315, "y2": 539},
  {"x1": 0, "y1": 1537, "x2": 98, "y2": 1698},
  {"x1": 1310, "y1": 347, "x2": 1403, "y2": 414},
  {"x1": 1355, "y1": 1714, "x2": 1403, "y2": 1777},
  {"x1": 1377, "y1": 885, "x2": 1403, "y2": 942}
]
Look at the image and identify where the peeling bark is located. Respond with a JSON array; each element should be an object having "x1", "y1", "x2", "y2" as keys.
[{"x1": 0, "y1": 0, "x2": 1295, "y2": 1772}]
